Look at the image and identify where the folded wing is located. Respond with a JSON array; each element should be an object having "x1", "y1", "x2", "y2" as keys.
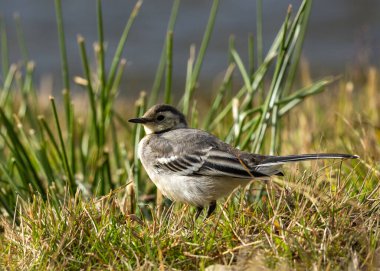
[{"x1": 154, "y1": 147, "x2": 280, "y2": 178}]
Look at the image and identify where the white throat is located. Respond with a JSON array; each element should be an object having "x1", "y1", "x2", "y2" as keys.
[{"x1": 143, "y1": 125, "x2": 155, "y2": 135}]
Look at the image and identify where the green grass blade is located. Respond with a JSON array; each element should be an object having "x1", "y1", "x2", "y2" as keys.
[
  {"x1": 278, "y1": 77, "x2": 333, "y2": 116},
  {"x1": 19, "y1": 62, "x2": 37, "y2": 124},
  {"x1": 13, "y1": 13, "x2": 29, "y2": 64},
  {"x1": 54, "y1": 0, "x2": 70, "y2": 94},
  {"x1": 97, "y1": 0, "x2": 106, "y2": 92},
  {"x1": 0, "y1": 188, "x2": 14, "y2": 219},
  {"x1": 110, "y1": 118, "x2": 123, "y2": 185},
  {"x1": 77, "y1": 35, "x2": 99, "y2": 144},
  {"x1": 283, "y1": 0, "x2": 313, "y2": 94},
  {"x1": 132, "y1": 93, "x2": 147, "y2": 204},
  {"x1": 182, "y1": 46, "x2": 195, "y2": 112},
  {"x1": 252, "y1": 6, "x2": 292, "y2": 153},
  {"x1": 256, "y1": 0, "x2": 263, "y2": 66},
  {"x1": 0, "y1": 64, "x2": 16, "y2": 107},
  {"x1": 0, "y1": 161, "x2": 21, "y2": 196},
  {"x1": 149, "y1": 0, "x2": 180, "y2": 106},
  {"x1": 49, "y1": 96, "x2": 75, "y2": 192},
  {"x1": 231, "y1": 49, "x2": 253, "y2": 94},
  {"x1": 164, "y1": 31, "x2": 173, "y2": 104},
  {"x1": 183, "y1": 0, "x2": 220, "y2": 115},
  {"x1": 105, "y1": 0, "x2": 143, "y2": 93},
  {"x1": 0, "y1": 109, "x2": 45, "y2": 196},
  {"x1": 191, "y1": 0, "x2": 219, "y2": 87},
  {"x1": 54, "y1": 0, "x2": 74, "y2": 177},
  {"x1": 248, "y1": 33, "x2": 255, "y2": 77},
  {"x1": 101, "y1": 148, "x2": 114, "y2": 194},
  {"x1": 203, "y1": 63, "x2": 235, "y2": 129},
  {"x1": 210, "y1": 29, "x2": 280, "y2": 131},
  {"x1": 0, "y1": 17, "x2": 10, "y2": 78},
  {"x1": 38, "y1": 116, "x2": 63, "y2": 161},
  {"x1": 111, "y1": 58, "x2": 126, "y2": 96}
]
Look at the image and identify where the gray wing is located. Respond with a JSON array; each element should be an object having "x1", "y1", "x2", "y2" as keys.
[
  {"x1": 149, "y1": 129, "x2": 356, "y2": 178},
  {"x1": 151, "y1": 129, "x2": 277, "y2": 178},
  {"x1": 154, "y1": 147, "x2": 271, "y2": 178}
]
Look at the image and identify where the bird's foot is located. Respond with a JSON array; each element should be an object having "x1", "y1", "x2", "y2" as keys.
[
  {"x1": 194, "y1": 206, "x2": 204, "y2": 220},
  {"x1": 206, "y1": 201, "x2": 217, "y2": 219},
  {"x1": 193, "y1": 201, "x2": 217, "y2": 223}
]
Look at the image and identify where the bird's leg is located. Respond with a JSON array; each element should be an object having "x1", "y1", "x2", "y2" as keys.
[
  {"x1": 206, "y1": 201, "x2": 217, "y2": 218},
  {"x1": 194, "y1": 206, "x2": 204, "y2": 220}
]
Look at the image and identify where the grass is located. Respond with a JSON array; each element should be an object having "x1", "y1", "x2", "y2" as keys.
[
  {"x1": 0, "y1": 0, "x2": 380, "y2": 269},
  {"x1": 0, "y1": 100, "x2": 379, "y2": 270}
]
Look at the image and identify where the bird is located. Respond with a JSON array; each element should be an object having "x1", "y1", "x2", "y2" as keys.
[{"x1": 128, "y1": 104, "x2": 358, "y2": 219}]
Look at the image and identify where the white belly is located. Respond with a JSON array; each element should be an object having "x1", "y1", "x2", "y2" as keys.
[
  {"x1": 138, "y1": 136, "x2": 251, "y2": 207},
  {"x1": 142, "y1": 163, "x2": 249, "y2": 207}
]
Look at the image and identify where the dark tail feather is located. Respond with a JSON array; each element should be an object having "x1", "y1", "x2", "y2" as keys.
[{"x1": 260, "y1": 153, "x2": 359, "y2": 166}]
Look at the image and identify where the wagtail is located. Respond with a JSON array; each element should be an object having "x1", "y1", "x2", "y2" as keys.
[{"x1": 129, "y1": 104, "x2": 358, "y2": 219}]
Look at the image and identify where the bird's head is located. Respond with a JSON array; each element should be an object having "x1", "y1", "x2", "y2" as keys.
[{"x1": 128, "y1": 104, "x2": 188, "y2": 134}]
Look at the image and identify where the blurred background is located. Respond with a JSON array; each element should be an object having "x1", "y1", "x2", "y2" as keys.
[{"x1": 1, "y1": 0, "x2": 379, "y2": 98}]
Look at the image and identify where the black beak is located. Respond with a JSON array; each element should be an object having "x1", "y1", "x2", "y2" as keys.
[{"x1": 128, "y1": 117, "x2": 151, "y2": 124}]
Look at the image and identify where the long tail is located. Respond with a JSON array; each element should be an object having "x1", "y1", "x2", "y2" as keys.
[
  {"x1": 260, "y1": 153, "x2": 359, "y2": 166},
  {"x1": 253, "y1": 153, "x2": 358, "y2": 177}
]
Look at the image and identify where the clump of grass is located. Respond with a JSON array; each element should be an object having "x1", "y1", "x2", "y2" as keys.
[
  {"x1": 0, "y1": 147, "x2": 378, "y2": 270},
  {"x1": 0, "y1": 0, "x2": 380, "y2": 269}
]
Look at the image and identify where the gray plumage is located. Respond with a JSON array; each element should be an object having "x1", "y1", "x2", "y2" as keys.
[{"x1": 129, "y1": 104, "x2": 358, "y2": 218}]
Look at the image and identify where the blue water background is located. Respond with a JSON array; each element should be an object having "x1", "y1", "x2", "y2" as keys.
[{"x1": 1, "y1": 0, "x2": 379, "y2": 97}]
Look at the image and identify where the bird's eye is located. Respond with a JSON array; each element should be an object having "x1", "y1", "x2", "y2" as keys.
[{"x1": 156, "y1": 115, "x2": 165, "y2": 121}]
